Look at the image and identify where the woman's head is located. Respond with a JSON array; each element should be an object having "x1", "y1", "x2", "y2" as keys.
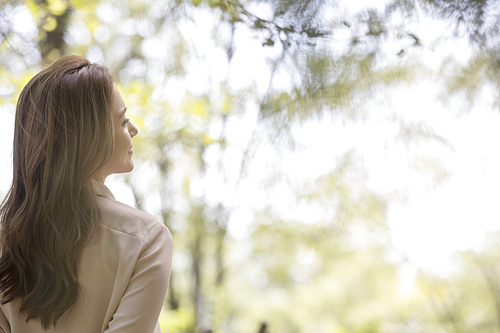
[
  {"x1": 97, "y1": 85, "x2": 138, "y2": 181},
  {"x1": 15, "y1": 55, "x2": 115, "y2": 190}
]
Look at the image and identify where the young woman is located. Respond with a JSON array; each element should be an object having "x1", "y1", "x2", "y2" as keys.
[{"x1": 0, "y1": 55, "x2": 173, "y2": 332}]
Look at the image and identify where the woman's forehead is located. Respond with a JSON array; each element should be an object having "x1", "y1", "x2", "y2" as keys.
[{"x1": 111, "y1": 85, "x2": 126, "y2": 117}]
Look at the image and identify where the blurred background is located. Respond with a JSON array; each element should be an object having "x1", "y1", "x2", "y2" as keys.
[{"x1": 2, "y1": 0, "x2": 500, "y2": 332}]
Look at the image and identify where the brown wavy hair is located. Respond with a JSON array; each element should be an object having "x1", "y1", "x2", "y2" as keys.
[{"x1": 0, "y1": 55, "x2": 115, "y2": 328}]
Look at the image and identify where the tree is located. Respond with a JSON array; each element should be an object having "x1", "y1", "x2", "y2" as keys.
[{"x1": 2, "y1": 0, "x2": 496, "y2": 332}]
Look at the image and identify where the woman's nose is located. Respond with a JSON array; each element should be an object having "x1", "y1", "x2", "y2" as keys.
[{"x1": 128, "y1": 121, "x2": 139, "y2": 138}]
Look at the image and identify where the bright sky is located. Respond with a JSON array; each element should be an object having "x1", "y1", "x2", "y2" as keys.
[
  {"x1": 222, "y1": 0, "x2": 500, "y2": 279},
  {"x1": 1, "y1": 0, "x2": 498, "y2": 283}
]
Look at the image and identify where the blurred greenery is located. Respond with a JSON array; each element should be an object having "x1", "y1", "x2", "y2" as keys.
[{"x1": 2, "y1": 0, "x2": 500, "y2": 332}]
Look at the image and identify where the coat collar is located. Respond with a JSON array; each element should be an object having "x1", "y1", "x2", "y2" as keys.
[{"x1": 91, "y1": 179, "x2": 115, "y2": 200}]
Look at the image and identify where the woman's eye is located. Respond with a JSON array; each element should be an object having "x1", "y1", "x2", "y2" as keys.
[{"x1": 123, "y1": 118, "x2": 130, "y2": 126}]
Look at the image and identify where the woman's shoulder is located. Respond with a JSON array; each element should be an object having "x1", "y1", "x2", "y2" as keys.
[{"x1": 97, "y1": 195, "x2": 166, "y2": 242}]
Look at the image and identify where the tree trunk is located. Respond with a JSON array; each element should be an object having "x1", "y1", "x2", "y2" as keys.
[{"x1": 39, "y1": 0, "x2": 71, "y2": 62}]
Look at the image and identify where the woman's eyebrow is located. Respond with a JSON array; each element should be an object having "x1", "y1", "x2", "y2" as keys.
[{"x1": 120, "y1": 107, "x2": 127, "y2": 117}]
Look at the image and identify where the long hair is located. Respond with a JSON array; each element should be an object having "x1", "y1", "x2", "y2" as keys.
[{"x1": 0, "y1": 55, "x2": 115, "y2": 328}]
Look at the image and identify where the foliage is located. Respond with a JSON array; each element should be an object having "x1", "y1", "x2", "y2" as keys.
[{"x1": 2, "y1": 0, "x2": 500, "y2": 332}]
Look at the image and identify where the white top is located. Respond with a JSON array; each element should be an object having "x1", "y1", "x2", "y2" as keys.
[{"x1": 0, "y1": 180, "x2": 173, "y2": 332}]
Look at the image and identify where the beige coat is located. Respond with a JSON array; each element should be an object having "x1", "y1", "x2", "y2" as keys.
[{"x1": 0, "y1": 180, "x2": 173, "y2": 332}]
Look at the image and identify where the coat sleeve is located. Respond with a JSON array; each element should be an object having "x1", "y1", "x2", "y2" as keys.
[{"x1": 104, "y1": 224, "x2": 173, "y2": 333}]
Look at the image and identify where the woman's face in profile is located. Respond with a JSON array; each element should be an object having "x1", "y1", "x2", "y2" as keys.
[{"x1": 99, "y1": 85, "x2": 138, "y2": 179}]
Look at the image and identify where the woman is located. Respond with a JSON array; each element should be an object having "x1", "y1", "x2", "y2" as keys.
[{"x1": 0, "y1": 55, "x2": 173, "y2": 332}]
